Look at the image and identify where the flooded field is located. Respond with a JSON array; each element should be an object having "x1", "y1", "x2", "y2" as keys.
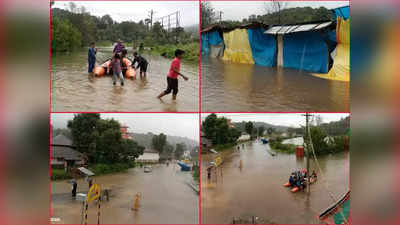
[
  {"x1": 51, "y1": 164, "x2": 198, "y2": 224},
  {"x1": 201, "y1": 139, "x2": 349, "y2": 224},
  {"x1": 51, "y1": 48, "x2": 198, "y2": 112},
  {"x1": 201, "y1": 57, "x2": 349, "y2": 112}
]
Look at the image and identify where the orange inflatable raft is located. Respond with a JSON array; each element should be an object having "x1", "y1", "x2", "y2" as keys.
[
  {"x1": 284, "y1": 177, "x2": 317, "y2": 193},
  {"x1": 93, "y1": 58, "x2": 136, "y2": 79}
]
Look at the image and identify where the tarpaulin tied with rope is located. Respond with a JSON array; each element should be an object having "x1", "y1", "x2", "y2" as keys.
[
  {"x1": 222, "y1": 29, "x2": 255, "y2": 64},
  {"x1": 313, "y1": 17, "x2": 350, "y2": 81}
]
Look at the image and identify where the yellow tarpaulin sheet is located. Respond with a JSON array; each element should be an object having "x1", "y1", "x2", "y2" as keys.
[
  {"x1": 313, "y1": 18, "x2": 350, "y2": 82},
  {"x1": 222, "y1": 29, "x2": 255, "y2": 64}
]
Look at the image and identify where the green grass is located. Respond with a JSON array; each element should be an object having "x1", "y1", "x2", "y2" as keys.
[
  {"x1": 51, "y1": 169, "x2": 73, "y2": 181},
  {"x1": 269, "y1": 141, "x2": 297, "y2": 154},
  {"x1": 89, "y1": 161, "x2": 136, "y2": 176},
  {"x1": 149, "y1": 42, "x2": 199, "y2": 63},
  {"x1": 51, "y1": 161, "x2": 137, "y2": 181},
  {"x1": 213, "y1": 142, "x2": 237, "y2": 152}
]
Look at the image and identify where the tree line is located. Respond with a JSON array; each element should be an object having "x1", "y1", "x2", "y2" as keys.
[
  {"x1": 201, "y1": 2, "x2": 333, "y2": 29},
  {"x1": 202, "y1": 114, "x2": 241, "y2": 146},
  {"x1": 65, "y1": 113, "x2": 145, "y2": 164},
  {"x1": 51, "y1": 2, "x2": 196, "y2": 52},
  {"x1": 151, "y1": 133, "x2": 190, "y2": 160}
]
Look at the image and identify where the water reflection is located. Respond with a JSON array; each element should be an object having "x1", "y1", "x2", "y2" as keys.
[
  {"x1": 202, "y1": 57, "x2": 349, "y2": 112},
  {"x1": 201, "y1": 140, "x2": 349, "y2": 224},
  {"x1": 51, "y1": 164, "x2": 198, "y2": 224}
]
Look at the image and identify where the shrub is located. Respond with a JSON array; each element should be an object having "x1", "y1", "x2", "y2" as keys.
[{"x1": 51, "y1": 169, "x2": 72, "y2": 180}]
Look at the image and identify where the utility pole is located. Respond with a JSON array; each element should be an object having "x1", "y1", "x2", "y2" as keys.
[
  {"x1": 148, "y1": 10, "x2": 155, "y2": 29},
  {"x1": 303, "y1": 113, "x2": 312, "y2": 193},
  {"x1": 219, "y1": 11, "x2": 223, "y2": 23}
]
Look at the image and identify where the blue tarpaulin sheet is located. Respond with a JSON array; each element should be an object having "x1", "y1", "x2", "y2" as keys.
[
  {"x1": 333, "y1": 6, "x2": 349, "y2": 20},
  {"x1": 248, "y1": 28, "x2": 277, "y2": 67},
  {"x1": 283, "y1": 32, "x2": 328, "y2": 73},
  {"x1": 201, "y1": 33, "x2": 210, "y2": 55},
  {"x1": 201, "y1": 31, "x2": 223, "y2": 55}
]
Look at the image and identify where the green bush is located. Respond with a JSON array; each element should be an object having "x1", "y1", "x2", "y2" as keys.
[
  {"x1": 89, "y1": 162, "x2": 136, "y2": 175},
  {"x1": 151, "y1": 42, "x2": 199, "y2": 63},
  {"x1": 269, "y1": 141, "x2": 297, "y2": 154},
  {"x1": 51, "y1": 169, "x2": 72, "y2": 180}
]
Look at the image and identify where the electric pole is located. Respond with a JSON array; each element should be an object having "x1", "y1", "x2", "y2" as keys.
[
  {"x1": 303, "y1": 113, "x2": 312, "y2": 193},
  {"x1": 148, "y1": 10, "x2": 155, "y2": 29},
  {"x1": 219, "y1": 11, "x2": 223, "y2": 23}
]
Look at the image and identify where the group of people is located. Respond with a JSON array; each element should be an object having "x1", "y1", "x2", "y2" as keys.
[
  {"x1": 288, "y1": 169, "x2": 317, "y2": 191},
  {"x1": 88, "y1": 39, "x2": 188, "y2": 100}
]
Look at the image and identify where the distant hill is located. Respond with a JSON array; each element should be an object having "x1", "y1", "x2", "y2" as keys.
[
  {"x1": 232, "y1": 121, "x2": 290, "y2": 133},
  {"x1": 184, "y1": 24, "x2": 199, "y2": 38},
  {"x1": 130, "y1": 132, "x2": 198, "y2": 150}
]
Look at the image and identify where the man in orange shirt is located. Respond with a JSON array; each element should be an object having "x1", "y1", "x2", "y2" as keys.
[{"x1": 157, "y1": 49, "x2": 188, "y2": 100}]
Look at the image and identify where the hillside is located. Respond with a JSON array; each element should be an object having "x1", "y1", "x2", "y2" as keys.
[
  {"x1": 288, "y1": 116, "x2": 349, "y2": 136},
  {"x1": 232, "y1": 121, "x2": 290, "y2": 133},
  {"x1": 130, "y1": 132, "x2": 198, "y2": 150}
]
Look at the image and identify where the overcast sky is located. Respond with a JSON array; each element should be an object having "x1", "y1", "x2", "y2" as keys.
[
  {"x1": 54, "y1": 1, "x2": 199, "y2": 27},
  {"x1": 210, "y1": 1, "x2": 349, "y2": 21},
  {"x1": 201, "y1": 113, "x2": 349, "y2": 128},
  {"x1": 51, "y1": 113, "x2": 199, "y2": 141}
]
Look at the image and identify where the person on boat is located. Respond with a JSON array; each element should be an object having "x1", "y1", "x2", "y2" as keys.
[
  {"x1": 113, "y1": 39, "x2": 125, "y2": 54},
  {"x1": 157, "y1": 49, "x2": 189, "y2": 100},
  {"x1": 88, "y1": 42, "x2": 97, "y2": 74},
  {"x1": 311, "y1": 170, "x2": 317, "y2": 182},
  {"x1": 289, "y1": 174, "x2": 295, "y2": 186},
  {"x1": 111, "y1": 53, "x2": 124, "y2": 86},
  {"x1": 132, "y1": 51, "x2": 149, "y2": 78}
]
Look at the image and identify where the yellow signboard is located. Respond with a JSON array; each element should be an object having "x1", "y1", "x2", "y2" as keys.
[
  {"x1": 87, "y1": 183, "x2": 101, "y2": 203},
  {"x1": 215, "y1": 156, "x2": 222, "y2": 167}
]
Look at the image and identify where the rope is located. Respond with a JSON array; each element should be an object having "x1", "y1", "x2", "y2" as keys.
[
  {"x1": 84, "y1": 202, "x2": 88, "y2": 225},
  {"x1": 97, "y1": 198, "x2": 101, "y2": 225},
  {"x1": 306, "y1": 124, "x2": 348, "y2": 224}
]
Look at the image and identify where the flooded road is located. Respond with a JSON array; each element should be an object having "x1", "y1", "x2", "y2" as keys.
[
  {"x1": 201, "y1": 140, "x2": 349, "y2": 224},
  {"x1": 201, "y1": 57, "x2": 349, "y2": 112},
  {"x1": 51, "y1": 48, "x2": 198, "y2": 112},
  {"x1": 51, "y1": 164, "x2": 198, "y2": 224}
]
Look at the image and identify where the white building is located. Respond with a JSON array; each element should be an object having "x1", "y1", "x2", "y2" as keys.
[
  {"x1": 237, "y1": 134, "x2": 251, "y2": 142},
  {"x1": 136, "y1": 149, "x2": 160, "y2": 163}
]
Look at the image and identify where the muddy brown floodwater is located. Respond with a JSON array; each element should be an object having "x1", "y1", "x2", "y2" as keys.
[
  {"x1": 201, "y1": 57, "x2": 349, "y2": 112},
  {"x1": 51, "y1": 164, "x2": 198, "y2": 224},
  {"x1": 51, "y1": 48, "x2": 198, "y2": 112},
  {"x1": 201, "y1": 139, "x2": 349, "y2": 224}
]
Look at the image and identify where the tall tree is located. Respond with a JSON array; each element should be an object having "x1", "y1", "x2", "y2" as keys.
[
  {"x1": 67, "y1": 113, "x2": 101, "y2": 153},
  {"x1": 175, "y1": 143, "x2": 186, "y2": 159},
  {"x1": 201, "y1": 2, "x2": 215, "y2": 29},
  {"x1": 265, "y1": 0, "x2": 289, "y2": 24},
  {"x1": 245, "y1": 122, "x2": 254, "y2": 137},
  {"x1": 152, "y1": 133, "x2": 167, "y2": 153},
  {"x1": 258, "y1": 126, "x2": 265, "y2": 137}
]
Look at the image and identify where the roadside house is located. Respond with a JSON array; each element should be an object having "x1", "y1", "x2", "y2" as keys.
[
  {"x1": 51, "y1": 134, "x2": 85, "y2": 170},
  {"x1": 201, "y1": 131, "x2": 212, "y2": 150},
  {"x1": 136, "y1": 149, "x2": 160, "y2": 163}
]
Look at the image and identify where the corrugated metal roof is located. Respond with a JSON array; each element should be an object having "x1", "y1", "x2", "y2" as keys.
[
  {"x1": 264, "y1": 21, "x2": 332, "y2": 35},
  {"x1": 78, "y1": 167, "x2": 95, "y2": 176}
]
